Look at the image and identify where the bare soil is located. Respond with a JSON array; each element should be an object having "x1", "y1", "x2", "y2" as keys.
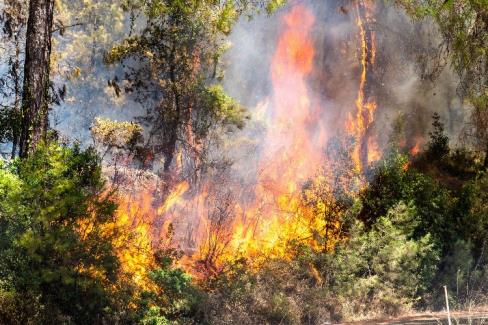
[{"x1": 342, "y1": 310, "x2": 488, "y2": 325}]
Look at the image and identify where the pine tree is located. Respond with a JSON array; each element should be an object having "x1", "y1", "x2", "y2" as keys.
[{"x1": 18, "y1": 0, "x2": 54, "y2": 157}]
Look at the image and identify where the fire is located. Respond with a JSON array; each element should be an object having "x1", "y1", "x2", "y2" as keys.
[
  {"x1": 215, "y1": 4, "x2": 332, "y2": 261},
  {"x1": 112, "y1": 190, "x2": 156, "y2": 287},
  {"x1": 157, "y1": 181, "x2": 189, "y2": 214},
  {"x1": 265, "y1": 4, "x2": 319, "y2": 192},
  {"x1": 84, "y1": 176, "x2": 191, "y2": 288},
  {"x1": 402, "y1": 161, "x2": 411, "y2": 171},
  {"x1": 108, "y1": 2, "x2": 388, "y2": 280},
  {"x1": 349, "y1": 0, "x2": 379, "y2": 173},
  {"x1": 367, "y1": 135, "x2": 381, "y2": 163},
  {"x1": 410, "y1": 138, "x2": 424, "y2": 156}
]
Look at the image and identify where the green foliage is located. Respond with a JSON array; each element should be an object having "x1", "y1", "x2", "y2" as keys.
[
  {"x1": 104, "y1": 0, "x2": 274, "y2": 170},
  {"x1": 0, "y1": 143, "x2": 120, "y2": 323},
  {"x1": 396, "y1": 0, "x2": 487, "y2": 96},
  {"x1": 427, "y1": 112, "x2": 450, "y2": 159},
  {"x1": 0, "y1": 290, "x2": 44, "y2": 325},
  {"x1": 464, "y1": 172, "x2": 488, "y2": 246},
  {"x1": 360, "y1": 149, "x2": 457, "y2": 250},
  {"x1": 360, "y1": 151, "x2": 412, "y2": 225},
  {"x1": 441, "y1": 172, "x2": 488, "y2": 308},
  {"x1": 140, "y1": 306, "x2": 171, "y2": 325},
  {"x1": 202, "y1": 84, "x2": 248, "y2": 130},
  {"x1": 360, "y1": 136, "x2": 488, "y2": 309},
  {"x1": 137, "y1": 250, "x2": 204, "y2": 324},
  {"x1": 266, "y1": 0, "x2": 287, "y2": 13},
  {"x1": 202, "y1": 201, "x2": 439, "y2": 323},
  {"x1": 91, "y1": 117, "x2": 144, "y2": 151},
  {"x1": 292, "y1": 201, "x2": 438, "y2": 320},
  {"x1": 396, "y1": 0, "x2": 488, "y2": 162},
  {"x1": 202, "y1": 257, "x2": 329, "y2": 324},
  {"x1": 217, "y1": 2, "x2": 238, "y2": 35}
]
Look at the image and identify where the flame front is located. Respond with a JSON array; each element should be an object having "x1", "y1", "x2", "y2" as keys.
[{"x1": 110, "y1": 2, "x2": 385, "y2": 280}]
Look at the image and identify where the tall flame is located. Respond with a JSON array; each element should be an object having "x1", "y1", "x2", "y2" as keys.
[
  {"x1": 348, "y1": 0, "x2": 379, "y2": 173},
  {"x1": 263, "y1": 4, "x2": 318, "y2": 194},
  {"x1": 217, "y1": 4, "x2": 331, "y2": 261},
  {"x1": 110, "y1": 2, "x2": 386, "y2": 280}
]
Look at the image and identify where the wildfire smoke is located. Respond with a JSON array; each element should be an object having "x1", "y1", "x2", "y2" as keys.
[{"x1": 108, "y1": 0, "x2": 464, "y2": 280}]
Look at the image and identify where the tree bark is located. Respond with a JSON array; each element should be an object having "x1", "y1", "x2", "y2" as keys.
[
  {"x1": 484, "y1": 143, "x2": 488, "y2": 169},
  {"x1": 18, "y1": 0, "x2": 54, "y2": 157},
  {"x1": 10, "y1": 43, "x2": 22, "y2": 159}
]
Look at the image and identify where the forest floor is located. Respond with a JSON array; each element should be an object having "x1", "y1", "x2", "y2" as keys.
[{"x1": 344, "y1": 310, "x2": 488, "y2": 324}]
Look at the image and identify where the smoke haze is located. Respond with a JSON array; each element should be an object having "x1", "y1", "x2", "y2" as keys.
[{"x1": 48, "y1": 0, "x2": 467, "y2": 257}]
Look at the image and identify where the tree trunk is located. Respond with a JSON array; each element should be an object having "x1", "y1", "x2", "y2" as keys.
[
  {"x1": 484, "y1": 143, "x2": 488, "y2": 169},
  {"x1": 18, "y1": 0, "x2": 54, "y2": 157},
  {"x1": 10, "y1": 43, "x2": 22, "y2": 159}
]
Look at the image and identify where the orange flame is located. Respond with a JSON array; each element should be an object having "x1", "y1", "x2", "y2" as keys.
[
  {"x1": 113, "y1": 190, "x2": 157, "y2": 287},
  {"x1": 157, "y1": 181, "x2": 189, "y2": 214},
  {"x1": 367, "y1": 135, "x2": 381, "y2": 163},
  {"x1": 110, "y1": 3, "x2": 386, "y2": 279},
  {"x1": 410, "y1": 138, "x2": 424, "y2": 156},
  {"x1": 212, "y1": 4, "x2": 333, "y2": 262},
  {"x1": 349, "y1": 0, "x2": 379, "y2": 173}
]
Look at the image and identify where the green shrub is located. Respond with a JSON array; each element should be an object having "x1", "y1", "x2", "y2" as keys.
[
  {"x1": 315, "y1": 201, "x2": 440, "y2": 320},
  {"x1": 136, "y1": 250, "x2": 204, "y2": 325},
  {"x1": 0, "y1": 143, "x2": 121, "y2": 323}
]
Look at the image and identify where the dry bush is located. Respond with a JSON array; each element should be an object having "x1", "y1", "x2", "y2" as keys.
[{"x1": 200, "y1": 258, "x2": 336, "y2": 325}]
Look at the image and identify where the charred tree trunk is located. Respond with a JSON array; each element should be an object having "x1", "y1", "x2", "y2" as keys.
[{"x1": 18, "y1": 0, "x2": 54, "y2": 157}]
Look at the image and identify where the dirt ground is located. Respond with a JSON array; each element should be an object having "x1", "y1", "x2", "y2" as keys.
[{"x1": 343, "y1": 310, "x2": 488, "y2": 324}]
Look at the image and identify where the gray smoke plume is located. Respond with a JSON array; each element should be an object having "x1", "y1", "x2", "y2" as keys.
[{"x1": 223, "y1": 0, "x2": 464, "y2": 164}]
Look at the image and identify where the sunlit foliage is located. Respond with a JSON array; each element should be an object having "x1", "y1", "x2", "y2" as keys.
[
  {"x1": 105, "y1": 0, "x2": 251, "y2": 170},
  {"x1": 0, "y1": 143, "x2": 120, "y2": 322}
]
